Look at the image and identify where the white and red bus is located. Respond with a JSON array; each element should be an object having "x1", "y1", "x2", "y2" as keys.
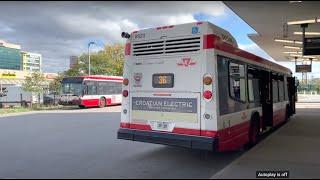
[
  {"x1": 117, "y1": 22, "x2": 297, "y2": 152},
  {"x1": 59, "y1": 75, "x2": 123, "y2": 108}
]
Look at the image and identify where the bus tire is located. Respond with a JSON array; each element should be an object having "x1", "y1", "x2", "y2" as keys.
[
  {"x1": 79, "y1": 105, "x2": 86, "y2": 109},
  {"x1": 248, "y1": 114, "x2": 260, "y2": 147},
  {"x1": 99, "y1": 97, "x2": 106, "y2": 108}
]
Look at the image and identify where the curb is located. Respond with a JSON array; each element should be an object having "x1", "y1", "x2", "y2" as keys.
[
  {"x1": 0, "y1": 107, "x2": 121, "y2": 118},
  {"x1": 0, "y1": 111, "x2": 40, "y2": 118}
]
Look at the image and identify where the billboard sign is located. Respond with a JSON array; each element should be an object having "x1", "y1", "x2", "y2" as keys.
[
  {"x1": 303, "y1": 37, "x2": 320, "y2": 55},
  {"x1": 131, "y1": 97, "x2": 198, "y2": 123},
  {"x1": 296, "y1": 64, "x2": 312, "y2": 72}
]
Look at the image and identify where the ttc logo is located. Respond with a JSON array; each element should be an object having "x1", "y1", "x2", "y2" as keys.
[{"x1": 177, "y1": 58, "x2": 196, "y2": 67}]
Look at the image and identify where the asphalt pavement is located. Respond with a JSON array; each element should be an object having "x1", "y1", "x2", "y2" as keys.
[{"x1": 0, "y1": 108, "x2": 244, "y2": 179}]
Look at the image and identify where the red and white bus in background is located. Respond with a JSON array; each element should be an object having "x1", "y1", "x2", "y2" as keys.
[
  {"x1": 59, "y1": 75, "x2": 123, "y2": 108},
  {"x1": 117, "y1": 22, "x2": 297, "y2": 152}
]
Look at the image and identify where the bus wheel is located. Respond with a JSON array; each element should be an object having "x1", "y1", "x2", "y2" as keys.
[
  {"x1": 99, "y1": 97, "x2": 106, "y2": 108},
  {"x1": 79, "y1": 105, "x2": 86, "y2": 109},
  {"x1": 248, "y1": 115, "x2": 260, "y2": 146}
]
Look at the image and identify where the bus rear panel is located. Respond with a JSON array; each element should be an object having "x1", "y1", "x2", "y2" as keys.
[{"x1": 118, "y1": 22, "x2": 294, "y2": 152}]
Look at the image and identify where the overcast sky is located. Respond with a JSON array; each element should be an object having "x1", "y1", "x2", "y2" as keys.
[{"x1": 1, "y1": 1, "x2": 310, "y2": 76}]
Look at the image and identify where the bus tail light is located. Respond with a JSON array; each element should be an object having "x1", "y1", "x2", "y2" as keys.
[
  {"x1": 122, "y1": 90, "x2": 129, "y2": 97},
  {"x1": 203, "y1": 90, "x2": 212, "y2": 100},
  {"x1": 125, "y1": 43, "x2": 131, "y2": 56},
  {"x1": 123, "y1": 78, "x2": 129, "y2": 86},
  {"x1": 203, "y1": 76, "x2": 212, "y2": 85}
]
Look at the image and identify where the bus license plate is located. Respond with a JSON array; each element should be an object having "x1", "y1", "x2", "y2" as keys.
[{"x1": 156, "y1": 121, "x2": 169, "y2": 131}]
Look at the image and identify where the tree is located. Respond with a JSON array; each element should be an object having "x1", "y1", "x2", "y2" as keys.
[
  {"x1": 49, "y1": 73, "x2": 65, "y2": 95},
  {"x1": 65, "y1": 43, "x2": 125, "y2": 76},
  {"x1": 22, "y1": 72, "x2": 47, "y2": 105}
]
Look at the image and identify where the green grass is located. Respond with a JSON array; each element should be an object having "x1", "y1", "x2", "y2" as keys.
[
  {"x1": 31, "y1": 105, "x2": 80, "y2": 111},
  {"x1": 0, "y1": 105, "x2": 81, "y2": 115},
  {"x1": 0, "y1": 107, "x2": 32, "y2": 115}
]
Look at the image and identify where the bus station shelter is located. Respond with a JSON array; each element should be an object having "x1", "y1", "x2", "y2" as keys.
[
  {"x1": 211, "y1": 2, "x2": 320, "y2": 179},
  {"x1": 223, "y1": 1, "x2": 320, "y2": 63}
]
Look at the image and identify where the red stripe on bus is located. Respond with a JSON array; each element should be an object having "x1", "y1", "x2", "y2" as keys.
[
  {"x1": 125, "y1": 43, "x2": 131, "y2": 56},
  {"x1": 120, "y1": 122, "x2": 130, "y2": 128},
  {"x1": 106, "y1": 98, "x2": 112, "y2": 105},
  {"x1": 130, "y1": 123, "x2": 152, "y2": 131},
  {"x1": 81, "y1": 99, "x2": 100, "y2": 107},
  {"x1": 121, "y1": 122, "x2": 217, "y2": 138},
  {"x1": 173, "y1": 128, "x2": 200, "y2": 136},
  {"x1": 203, "y1": 34, "x2": 216, "y2": 49},
  {"x1": 201, "y1": 130, "x2": 217, "y2": 137},
  {"x1": 217, "y1": 121, "x2": 250, "y2": 142},
  {"x1": 121, "y1": 107, "x2": 288, "y2": 152},
  {"x1": 217, "y1": 107, "x2": 287, "y2": 152},
  {"x1": 217, "y1": 121, "x2": 250, "y2": 152},
  {"x1": 203, "y1": 34, "x2": 290, "y2": 73},
  {"x1": 218, "y1": 132, "x2": 249, "y2": 152}
]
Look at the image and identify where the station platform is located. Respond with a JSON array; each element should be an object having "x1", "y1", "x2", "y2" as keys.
[{"x1": 212, "y1": 103, "x2": 320, "y2": 179}]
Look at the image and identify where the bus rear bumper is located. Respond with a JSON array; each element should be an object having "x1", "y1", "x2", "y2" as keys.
[{"x1": 117, "y1": 128, "x2": 218, "y2": 151}]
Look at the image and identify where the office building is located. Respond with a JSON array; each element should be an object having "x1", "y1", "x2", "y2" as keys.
[
  {"x1": 0, "y1": 40, "x2": 22, "y2": 70},
  {"x1": 21, "y1": 51, "x2": 42, "y2": 72}
]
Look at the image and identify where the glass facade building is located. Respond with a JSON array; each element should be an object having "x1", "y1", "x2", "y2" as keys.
[{"x1": 0, "y1": 41, "x2": 22, "y2": 70}]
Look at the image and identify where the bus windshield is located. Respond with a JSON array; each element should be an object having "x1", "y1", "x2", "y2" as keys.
[{"x1": 61, "y1": 83, "x2": 83, "y2": 96}]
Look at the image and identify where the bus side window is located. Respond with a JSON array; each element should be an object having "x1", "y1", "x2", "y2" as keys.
[
  {"x1": 247, "y1": 67, "x2": 260, "y2": 103},
  {"x1": 229, "y1": 62, "x2": 246, "y2": 102},
  {"x1": 98, "y1": 82, "x2": 107, "y2": 95},
  {"x1": 278, "y1": 76, "x2": 285, "y2": 102},
  {"x1": 272, "y1": 80, "x2": 279, "y2": 103},
  {"x1": 87, "y1": 81, "x2": 97, "y2": 95},
  {"x1": 83, "y1": 83, "x2": 88, "y2": 95},
  {"x1": 285, "y1": 77, "x2": 289, "y2": 101}
]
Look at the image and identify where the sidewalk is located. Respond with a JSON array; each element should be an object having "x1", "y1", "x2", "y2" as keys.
[{"x1": 212, "y1": 104, "x2": 320, "y2": 179}]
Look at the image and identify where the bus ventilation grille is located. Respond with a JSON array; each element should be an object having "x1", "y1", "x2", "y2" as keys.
[{"x1": 132, "y1": 37, "x2": 201, "y2": 56}]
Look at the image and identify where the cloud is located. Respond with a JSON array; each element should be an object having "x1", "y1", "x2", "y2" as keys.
[
  {"x1": 167, "y1": 14, "x2": 197, "y2": 25},
  {"x1": 238, "y1": 43, "x2": 275, "y2": 62},
  {"x1": 0, "y1": 1, "x2": 226, "y2": 73},
  {"x1": 0, "y1": 22, "x2": 14, "y2": 33}
]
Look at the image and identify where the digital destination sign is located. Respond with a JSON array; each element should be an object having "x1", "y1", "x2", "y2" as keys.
[
  {"x1": 296, "y1": 64, "x2": 312, "y2": 72},
  {"x1": 152, "y1": 73, "x2": 174, "y2": 88},
  {"x1": 303, "y1": 37, "x2": 320, "y2": 55}
]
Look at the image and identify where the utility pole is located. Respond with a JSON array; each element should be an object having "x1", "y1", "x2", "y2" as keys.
[{"x1": 88, "y1": 41, "x2": 96, "y2": 76}]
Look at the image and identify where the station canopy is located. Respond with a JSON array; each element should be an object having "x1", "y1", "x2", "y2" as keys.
[{"x1": 223, "y1": 1, "x2": 320, "y2": 62}]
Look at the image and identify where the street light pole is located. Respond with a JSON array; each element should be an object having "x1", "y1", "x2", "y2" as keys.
[{"x1": 88, "y1": 42, "x2": 95, "y2": 76}]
